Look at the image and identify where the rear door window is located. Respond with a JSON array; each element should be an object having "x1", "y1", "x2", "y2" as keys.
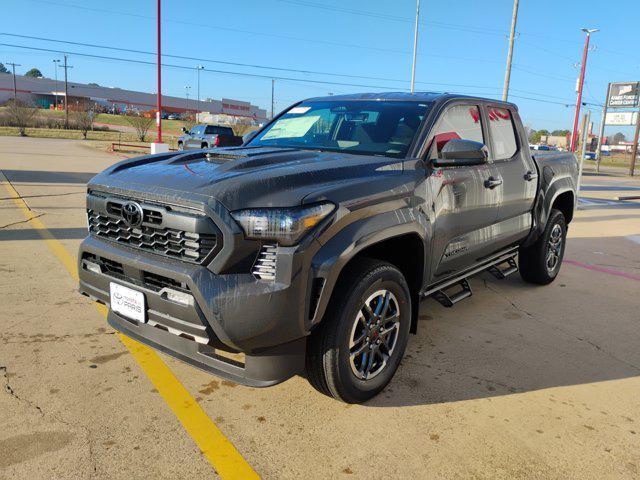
[
  {"x1": 430, "y1": 105, "x2": 483, "y2": 159},
  {"x1": 487, "y1": 107, "x2": 518, "y2": 160}
]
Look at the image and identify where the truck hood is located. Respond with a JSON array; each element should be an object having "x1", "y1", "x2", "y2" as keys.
[{"x1": 89, "y1": 146, "x2": 405, "y2": 211}]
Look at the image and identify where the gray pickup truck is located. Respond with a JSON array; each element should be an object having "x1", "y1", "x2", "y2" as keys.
[
  {"x1": 78, "y1": 92, "x2": 578, "y2": 403},
  {"x1": 177, "y1": 124, "x2": 243, "y2": 150}
]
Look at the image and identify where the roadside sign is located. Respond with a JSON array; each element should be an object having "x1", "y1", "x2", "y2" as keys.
[
  {"x1": 605, "y1": 111, "x2": 639, "y2": 126},
  {"x1": 607, "y1": 82, "x2": 639, "y2": 108}
]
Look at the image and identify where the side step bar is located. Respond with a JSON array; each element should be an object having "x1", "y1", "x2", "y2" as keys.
[
  {"x1": 433, "y1": 279, "x2": 472, "y2": 308},
  {"x1": 488, "y1": 257, "x2": 518, "y2": 280},
  {"x1": 421, "y1": 248, "x2": 519, "y2": 307}
]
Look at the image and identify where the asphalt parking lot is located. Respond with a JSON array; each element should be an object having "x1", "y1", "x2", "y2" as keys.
[{"x1": 1, "y1": 136, "x2": 639, "y2": 479}]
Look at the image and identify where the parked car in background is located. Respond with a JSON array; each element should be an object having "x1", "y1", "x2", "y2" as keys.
[
  {"x1": 167, "y1": 113, "x2": 180, "y2": 120},
  {"x1": 177, "y1": 124, "x2": 243, "y2": 150},
  {"x1": 530, "y1": 144, "x2": 551, "y2": 151}
]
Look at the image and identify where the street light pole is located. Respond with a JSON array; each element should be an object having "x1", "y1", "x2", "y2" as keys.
[
  {"x1": 185, "y1": 86, "x2": 191, "y2": 118},
  {"x1": 61, "y1": 54, "x2": 73, "y2": 128},
  {"x1": 502, "y1": 0, "x2": 519, "y2": 101},
  {"x1": 595, "y1": 82, "x2": 611, "y2": 172},
  {"x1": 196, "y1": 65, "x2": 204, "y2": 104},
  {"x1": 410, "y1": 0, "x2": 420, "y2": 93},
  {"x1": 53, "y1": 59, "x2": 60, "y2": 109},
  {"x1": 271, "y1": 79, "x2": 275, "y2": 119},
  {"x1": 570, "y1": 28, "x2": 598, "y2": 152}
]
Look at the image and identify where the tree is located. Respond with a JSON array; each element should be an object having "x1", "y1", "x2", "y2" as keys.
[
  {"x1": 551, "y1": 129, "x2": 570, "y2": 136},
  {"x1": 0, "y1": 63, "x2": 9, "y2": 74},
  {"x1": 72, "y1": 101, "x2": 95, "y2": 139},
  {"x1": 88, "y1": 82, "x2": 99, "y2": 86},
  {"x1": 4, "y1": 99, "x2": 37, "y2": 136},
  {"x1": 24, "y1": 68, "x2": 43, "y2": 78},
  {"x1": 612, "y1": 132, "x2": 626, "y2": 145},
  {"x1": 125, "y1": 113, "x2": 153, "y2": 142}
]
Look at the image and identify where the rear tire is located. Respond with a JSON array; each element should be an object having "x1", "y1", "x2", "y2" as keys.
[
  {"x1": 305, "y1": 258, "x2": 411, "y2": 403},
  {"x1": 519, "y1": 208, "x2": 567, "y2": 285}
]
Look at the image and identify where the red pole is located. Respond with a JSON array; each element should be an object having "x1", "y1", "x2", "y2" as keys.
[
  {"x1": 570, "y1": 32, "x2": 592, "y2": 152},
  {"x1": 156, "y1": 0, "x2": 162, "y2": 143}
]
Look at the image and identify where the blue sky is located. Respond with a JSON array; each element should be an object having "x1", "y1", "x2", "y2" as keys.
[{"x1": 2, "y1": 0, "x2": 639, "y2": 136}]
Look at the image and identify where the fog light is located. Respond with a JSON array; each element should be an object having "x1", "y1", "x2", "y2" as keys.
[
  {"x1": 85, "y1": 261, "x2": 101, "y2": 274},
  {"x1": 163, "y1": 288, "x2": 194, "y2": 306}
]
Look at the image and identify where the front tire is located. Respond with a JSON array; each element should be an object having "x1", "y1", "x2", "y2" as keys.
[
  {"x1": 519, "y1": 208, "x2": 567, "y2": 285},
  {"x1": 305, "y1": 259, "x2": 411, "y2": 403}
]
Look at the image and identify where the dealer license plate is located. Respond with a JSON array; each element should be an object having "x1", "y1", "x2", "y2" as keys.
[{"x1": 110, "y1": 282, "x2": 146, "y2": 323}]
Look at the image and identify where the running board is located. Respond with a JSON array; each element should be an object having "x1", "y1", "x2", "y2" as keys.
[
  {"x1": 487, "y1": 257, "x2": 518, "y2": 280},
  {"x1": 432, "y1": 279, "x2": 472, "y2": 308},
  {"x1": 421, "y1": 248, "x2": 519, "y2": 304}
]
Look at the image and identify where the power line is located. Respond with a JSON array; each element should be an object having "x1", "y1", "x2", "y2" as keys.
[
  {"x1": 0, "y1": 41, "x2": 416, "y2": 90},
  {"x1": 3, "y1": 41, "x2": 585, "y2": 109},
  {"x1": 23, "y1": 0, "x2": 413, "y2": 56},
  {"x1": 2, "y1": 31, "x2": 586, "y2": 101},
  {"x1": 272, "y1": 0, "x2": 509, "y2": 36},
  {"x1": 0, "y1": 33, "x2": 514, "y2": 91}
]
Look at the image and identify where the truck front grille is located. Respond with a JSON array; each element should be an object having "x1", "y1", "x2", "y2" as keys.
[{"x1": 87, "y1": 209, "x2": 218, "y2": 264}]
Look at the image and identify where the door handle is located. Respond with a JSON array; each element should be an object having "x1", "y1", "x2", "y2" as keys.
[
  {"x1": 484, "y1": 177, "x2": 503, "y2": 189},
  {"x1": 524, "y1": 171, "x2": 538, "y2": 181}
]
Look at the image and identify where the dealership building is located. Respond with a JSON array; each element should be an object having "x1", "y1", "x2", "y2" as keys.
[{"x1": 0, "y1": 73, "x2": 268, "y2": 124}]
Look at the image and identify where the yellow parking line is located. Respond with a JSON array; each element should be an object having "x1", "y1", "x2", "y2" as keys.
[{"x1": 1, "y1": 174, "x2": 259, "y2": 480}]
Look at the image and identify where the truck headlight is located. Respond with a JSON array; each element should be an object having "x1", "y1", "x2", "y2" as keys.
[{"x1": 230, "y1": 203, "x2": 335, "y2": 246}]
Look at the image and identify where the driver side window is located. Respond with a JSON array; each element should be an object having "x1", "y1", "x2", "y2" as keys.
[{"x1": 429, "y1": 105, "x2": 484, "y2": 160}]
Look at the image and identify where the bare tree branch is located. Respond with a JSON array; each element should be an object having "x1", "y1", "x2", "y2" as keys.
[{"x1": 125, "y1": 113, "x2": 154, "y2": 142}]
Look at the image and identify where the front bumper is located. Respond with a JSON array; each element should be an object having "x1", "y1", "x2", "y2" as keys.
[{"x1": 78, "y1": 234, "x2": 310, "y2": 387}]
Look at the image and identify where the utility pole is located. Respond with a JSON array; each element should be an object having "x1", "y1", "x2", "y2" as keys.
[
  {"x1": 502, "y1": 0, "x2": 519, "y2": 101},
  {"x1": 6, "y1": 62, "x2": 21, "y2": 99},
  {"x1": 61, "y1": 54, "x2": 72, "y2": 128},
  {"x1": 576, "y1": 110, "x2": 591, "y2": 202},
  {"x1": 629, "y1": 105, "x2": 640, "y2": 176},
  {"x1": 570, "y1": 28, "x2": 598, "y2": 152},
  {"x1": 271, "y1": 79, "x2": 275, "y2": 119},
  {"x1": 410, "y1": 0, "x2": 420, "y2": 93},
  {"x1": 595, "y1": 82, "x2": 611, "y2": 172},
  {"x1": 53, "y1": 59, "x2": 60, "y2": 109}
]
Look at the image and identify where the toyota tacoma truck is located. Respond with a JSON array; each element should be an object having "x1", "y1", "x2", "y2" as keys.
[{"x1": 78, "y1": 93, "x2": 578, "y2": 403}]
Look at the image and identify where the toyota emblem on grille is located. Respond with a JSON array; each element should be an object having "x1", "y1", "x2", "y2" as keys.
[{"x1": 122, "y1": 201, "x2": 143, "y2": 228}]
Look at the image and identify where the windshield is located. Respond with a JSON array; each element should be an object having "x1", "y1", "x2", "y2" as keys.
[{"x1": 248, "y1": 100, "x2": 432, "y2": 158}]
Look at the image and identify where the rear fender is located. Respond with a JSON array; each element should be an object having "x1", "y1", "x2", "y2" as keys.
[{"x1": 522, "y1": 165, "x2": 575, "y2": 247}]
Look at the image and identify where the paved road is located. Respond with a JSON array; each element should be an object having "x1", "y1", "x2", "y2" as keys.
[{"x1": 1, "y1": 137, "x2": 639, "y2": 479}]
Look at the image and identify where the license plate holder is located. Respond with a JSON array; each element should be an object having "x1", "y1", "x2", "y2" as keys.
[{"x1": 110, "y1": 282, "x2": 146, "y2": 323}]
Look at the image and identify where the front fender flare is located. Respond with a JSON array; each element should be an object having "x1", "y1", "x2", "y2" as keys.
[{"x1": 307, "y1": 207, "x2": 428, "y2": 329}]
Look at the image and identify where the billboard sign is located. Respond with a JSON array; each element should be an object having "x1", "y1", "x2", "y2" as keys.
[
  {"x1": 605, "y1": 111, "x2": 638, "y2": 126},
  {"x1": 607, "y1": 82, "x2": 639, "y2": 108}
]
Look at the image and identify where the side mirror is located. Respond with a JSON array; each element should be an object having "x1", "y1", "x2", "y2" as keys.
[
  {"x1": 242, "y1": 130, "x2": 258, "y2": 144},
  {"x1": 433, "y1": 139, "x2": 488, "y2": 167},
  {"x1": 181, "y1": 126, "x2": 188, "y2": 133}
]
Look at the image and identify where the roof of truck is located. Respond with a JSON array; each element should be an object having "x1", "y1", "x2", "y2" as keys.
[{"x1": 306, "y1": 91, "x2": 517, "y2": 109}]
